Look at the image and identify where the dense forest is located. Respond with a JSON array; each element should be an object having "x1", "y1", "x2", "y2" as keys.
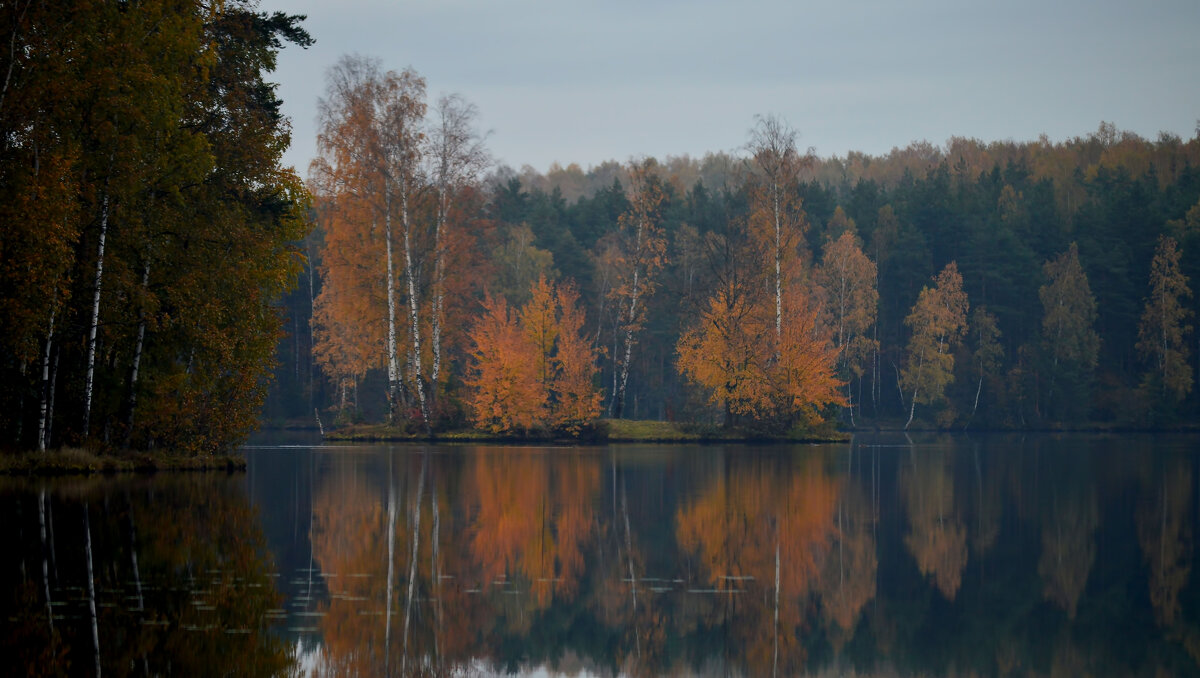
[
  {"x1": 3, "y1": 2, "x2": 1197, "y2": 454},
  {"x1": 269, "y1": 57, "x2": 1200, "y2": 435},
  {"x1": 0, "y1": 1, "x2": 312, "y2": 453}
]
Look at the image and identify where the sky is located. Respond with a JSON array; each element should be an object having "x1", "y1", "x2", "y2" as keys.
[{"x1": 264, "y1": 0, "x2": 1200, "y2": 177}]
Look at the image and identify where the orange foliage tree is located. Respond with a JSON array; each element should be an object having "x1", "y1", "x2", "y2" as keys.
[
  {"x1": 677, "y1": 225, "x2": 843, "y2": 429},
  {"x1": 465, "y1": 294, "x2": 545, "y2": 433},
  {"x1": 466, "y1": 276, "x2": 602, "y2": 434}
]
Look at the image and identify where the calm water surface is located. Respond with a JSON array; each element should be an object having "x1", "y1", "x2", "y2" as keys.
[{"x1": 3, "y1": 433, "x2": 1199, "y2": 676}]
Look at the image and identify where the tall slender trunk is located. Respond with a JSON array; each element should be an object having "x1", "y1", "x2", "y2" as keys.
[
  {"x1": 400, "y1": 184, "x2": 430, "y2": 429},
  {"x1": 384, "y1": 211, "x2": 402, "y2": 422},
  {"x1": 615, "y1": 221, "x2": 645, "y2": 419},
  {"x1": 773, "y1": 183, "x2": 782, "y2": 346},
  {"x1": 37, "y1": 307, "x2": 55, "y2": 452},
  {"x1": 965, "y1": 362, "x2": 984, "y2": 430},
  {"x1": 83, "y1": 194, "x2": 110, "y2": 436},
  {"x1": 84, "y1": 503, "x2": 101, "y2": 677},
  {"x1": 45, "y1": 336, "x2": 60, "y2": 450}
]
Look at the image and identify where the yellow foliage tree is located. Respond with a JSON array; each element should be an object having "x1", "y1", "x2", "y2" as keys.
[{"x1": 902, "y1": 261, "x2": 969, "y2": 429}]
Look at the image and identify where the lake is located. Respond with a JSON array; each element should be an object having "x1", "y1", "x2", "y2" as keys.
[{"x1": 2, "y1": 433, "x2": 1198, "y2": 676}]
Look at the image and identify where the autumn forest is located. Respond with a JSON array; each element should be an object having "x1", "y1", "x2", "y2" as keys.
[
  {"x1": 273, "y1": 54, "x2": 1200, "y2": 441},
  {"x1": 3, "y1": 4, "x2": 1200, "y2": 454}
]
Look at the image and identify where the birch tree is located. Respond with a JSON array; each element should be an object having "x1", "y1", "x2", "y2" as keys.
[
  {"x1": 313, "y1": 57, "x2": 429, "y2": 426},
  {"x1": 427, "y1": 94, "x2": 488, "y2": 406},
  {"x1": 610, "y1": 159, "x2": 667, "y2": 419},
  {"x1": 902, "y1": 262, "x2": 969, "y2": 429},
  {"x1": 815, "y1": 229, "x2": 879, "y2": 422},
  {"x1": 747, "y1": 115, "x2": 808, "y2": 344}
]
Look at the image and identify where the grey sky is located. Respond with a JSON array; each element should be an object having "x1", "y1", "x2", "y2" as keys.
[{"x1": 265, "y1": 0, "x2": 1200, "y2": 176}]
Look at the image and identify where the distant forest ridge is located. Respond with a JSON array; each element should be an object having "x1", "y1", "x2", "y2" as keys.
[{"x1": 492, "y1": 122, "x2": 1200, "y2": 206}]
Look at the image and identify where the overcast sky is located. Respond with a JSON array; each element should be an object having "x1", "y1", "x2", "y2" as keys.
[{"x1": 264, "y1": 0, "x2": 1200, "y2": 177}]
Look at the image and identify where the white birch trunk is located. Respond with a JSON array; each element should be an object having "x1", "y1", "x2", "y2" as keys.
[
  {"x1": 37, "y1": 307, "x2": 55, "y2": 452},
  {"x1": 83, "y1": 194, "x2": 109, "y2": 435},
  {"x1": 400, "y1": 184, "x2": 430, "y2": 428},
  {"x1": 45, "y1": 346, "x2": 59, "y2": 451},
  {"x1": 385, "y1": 211, "x2": 401, "y2": 422},
  {"x1": 773, "y1": 184, "x2": 782, "y2": 344},
  {"x1": 615, "y1": 219, "x2": 645, "y2": 419}
]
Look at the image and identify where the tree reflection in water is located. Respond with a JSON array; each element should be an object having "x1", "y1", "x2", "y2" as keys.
[
  {"x1": 0, "y1": 475, "x2": 291, "y2": 676},
  {"x1": 5, "y1": 435, "x2": 1199, "y2": 676}
]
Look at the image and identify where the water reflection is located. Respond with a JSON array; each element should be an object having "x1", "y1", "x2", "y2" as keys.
[
  {"x1": 3, "y1": 435, "x2": 1199, "y2": 676},
  {"x1": 0, "y1": 475, "x2": 290, "y2": 676},
  {"x1": 261, "y1": 435, "x2": 1200, "y2": 677}
]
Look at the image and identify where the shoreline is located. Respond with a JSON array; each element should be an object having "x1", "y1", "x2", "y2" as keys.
[
  {"x1": 0, "y1": 448, "x2": 247, "y2": 476},
  {"x1": 320, "y1": 419, "x2": 851, "y2": 445}
]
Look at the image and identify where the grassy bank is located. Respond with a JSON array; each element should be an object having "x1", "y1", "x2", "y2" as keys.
[
  {"x1": 0, "y1": 448, "x2": 246, "y2": 476},
  {"x1": 323, "y1": 419, "x2": 850, "y2": 445}
]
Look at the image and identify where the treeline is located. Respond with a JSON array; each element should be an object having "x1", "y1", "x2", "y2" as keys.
[
  {"x1": 287, "y1": 60, "x2": 1200, "y2": 432},
  {"x1": 0, "y1": 2, "x2": 312, "y2": 453}
]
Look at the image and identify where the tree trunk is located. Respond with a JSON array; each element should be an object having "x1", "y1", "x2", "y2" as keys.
[
  {"x1": 37, "y1": 307, "x2": 55, "y2": 452},
  {"x1": 384, "y1": 212, "x2": 402, "y2": 423},
  {"x1": 83, "y1": 194, "x2": 110, "y2": 436},
  {"x1": 400, "y1": 187, "x2": 430, "y2": 430},
  {"x1": 45, "y1": 344, "x2": 59, "y2": 451},
  {"x1": 614, "y1": 263, "x2": 641, "y2": 419},
  {"x1": 773, "y1": 182, "x2": 782, "y2": 346}
]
